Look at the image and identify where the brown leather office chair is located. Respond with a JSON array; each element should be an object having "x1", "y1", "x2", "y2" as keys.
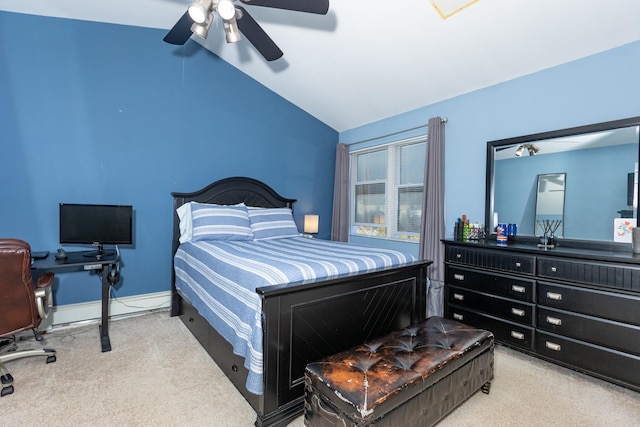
[{"x1": 0, "y1": 239, "x2": 56, "y2": 397}]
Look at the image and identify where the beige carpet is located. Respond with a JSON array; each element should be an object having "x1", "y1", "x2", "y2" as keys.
[{"x1": 2, "y1": 311, "x2": 639, "y2": 426}]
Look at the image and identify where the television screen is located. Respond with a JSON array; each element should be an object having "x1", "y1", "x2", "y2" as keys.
[{"x1": 59, "y1": 203, "x2": 133, "y2": 246}]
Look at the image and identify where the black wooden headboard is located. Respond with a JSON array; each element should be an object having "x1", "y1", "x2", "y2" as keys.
[{"x1": 170, "y1": 177, "x2": 297, "y2": 314}]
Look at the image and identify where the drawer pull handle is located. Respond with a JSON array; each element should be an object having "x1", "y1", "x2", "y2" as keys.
[
  {"x1": 510, "y1": 331, "x2": 525, "y2": 340},
  {"x1": 456, "y1": 253, "x2": 462, "y2": 259},
  {"x1": 545, "y1": 341, "x2": 562, "y2": 352},
  {"x1": 551, "y1": 266, "x2": 557, "y2": 272},
  {"x1": 453, "y1": 273, "x2": 465, "y2": 281},
  {"x1": 515, "y1": 261, "x2": 521, "y2": 268},
  {"x1": 511, "y1": 308, "x2": 525, "y2": 317},
  {"x1": 546, "y1": 316, "x2": 562, "y2": 326},
  {"x1": 546, "y1": 292, "x2": 563, "y2": 301},
  {"x1": 453, "y1": 313, "x2": 464, "y2": 321},
  {"x1": 511, "y1": 285, "x2": 526, "y2": 293},
  {"x1": 453, "y1": 293, "x2": 464, "y2": 301}
]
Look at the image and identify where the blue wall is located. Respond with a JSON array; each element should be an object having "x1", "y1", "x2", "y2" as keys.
[
  {"x1": 340, "y1": 41, "x2": 640, "y2": 248},
  {"x1": 0, "y1": 12, "x2": 338, "y2": 306}
]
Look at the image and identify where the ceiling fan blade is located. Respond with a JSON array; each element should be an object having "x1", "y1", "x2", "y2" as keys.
[
  {"x1": 239, "y1": 0, "x2": 329, "y2": 15},
  {"x1": 163, "y1": 11, "x2": 195, "y2": 45},
  {"x1": 236, "y1": 7, "x2": 283, "y2": 61}
]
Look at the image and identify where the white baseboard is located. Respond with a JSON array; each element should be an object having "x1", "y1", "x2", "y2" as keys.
[{"x1": 42, "y1": 291, "x2": 172, "y2": 330}]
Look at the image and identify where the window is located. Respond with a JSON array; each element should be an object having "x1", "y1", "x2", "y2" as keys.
[
  {"x1": 350, "y1": 138, "x2": 426, "y2": 241},
  {"x1": 352, "y1": 150, "x2": 387, "y2": 237}
]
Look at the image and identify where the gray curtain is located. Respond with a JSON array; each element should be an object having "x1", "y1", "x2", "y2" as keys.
[
  {"x1": 419, "y1": 117, "x2": 446, "y2": 317},
  {"x1": 331, "y1": 143, "x2": 350, "y2": 242}
]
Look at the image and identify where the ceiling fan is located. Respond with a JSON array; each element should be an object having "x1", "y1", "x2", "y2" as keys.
[{"x1": 164, "y1": 0, "x2": 330, "y2": 61}]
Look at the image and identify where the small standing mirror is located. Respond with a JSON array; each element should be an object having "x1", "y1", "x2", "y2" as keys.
[{"x1": 535, "y1": 173, "x2": 566, "y2": 237}]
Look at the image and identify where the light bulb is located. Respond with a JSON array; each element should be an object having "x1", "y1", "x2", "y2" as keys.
[
  {"x1": 188, "y1": 3, "x2": 208, "y2": 24},
  {"x1": 218, "y1": 0, "x2": 236, "y2": 20}
]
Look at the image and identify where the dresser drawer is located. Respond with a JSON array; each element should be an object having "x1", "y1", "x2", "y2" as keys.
[
  {"x1": 538, "y1": 282, "x2": 640, "y2": 326},
  {"x1": 535, "y1": 331, "x2": 640, "y2": 391},
  {"x1": 446, "y1": 305, "x2": 534, "y2": 350},
  {"x1": 446, "y1": 246, "x2": 534, "y2": 275},
  {"x1": 537, "y1": 257, "x2": 640, "y2": 292},
  {"x1": 448, "y1": 285, "x2": 535, "y2": 325},
  {"x1": 537, "y1": 307, "x2": 640, "y2": 356},
  {"x1": 446, "y1": 266, "x2": 534, "y2": 302}
]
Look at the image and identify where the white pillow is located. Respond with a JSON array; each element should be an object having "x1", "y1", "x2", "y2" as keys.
[
  {"x1": 177, "y1": 202, "x2": 250, "y2": 243},
  {"x1": 176, "y1": 202, "x2": 193, "y2": 243}
]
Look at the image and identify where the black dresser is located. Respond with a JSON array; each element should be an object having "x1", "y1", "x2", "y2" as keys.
[{"x1": 443, "y1": 239, "x2": 640, "y2": 391}]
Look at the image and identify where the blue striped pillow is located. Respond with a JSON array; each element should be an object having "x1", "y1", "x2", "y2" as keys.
[
  {"x1": 247, "y1": 207, "x2": 300, "y2": 240},
  {"x1": 190, "y1": 202, "x2": 254, "y2": 241}
]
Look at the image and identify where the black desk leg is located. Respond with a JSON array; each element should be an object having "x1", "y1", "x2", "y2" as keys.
[{"x1": 99, "y1": 267, "x2": 112, "y2": 352}]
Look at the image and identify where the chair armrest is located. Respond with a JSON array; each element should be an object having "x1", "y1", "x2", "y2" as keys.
[{"x1": 36, "y1": 272, "x2": 54, "y2": 288}]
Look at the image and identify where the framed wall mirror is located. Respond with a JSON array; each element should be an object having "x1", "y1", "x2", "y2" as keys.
[{"x1": 486, "y1": 116, "x2": 640, "y2": 247}]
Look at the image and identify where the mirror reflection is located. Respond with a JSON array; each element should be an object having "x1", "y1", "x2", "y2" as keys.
[
  {"x1": 535, "y1": 173, "x2": 566, "y2": 238},
  {"x1": 487, "y1": 118, "x2": 640, "y2": 243}
]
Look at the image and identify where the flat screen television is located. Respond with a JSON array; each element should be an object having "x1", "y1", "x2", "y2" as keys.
[{"x1": 59, "y1": 203, "x2": 133, "y2": 258}]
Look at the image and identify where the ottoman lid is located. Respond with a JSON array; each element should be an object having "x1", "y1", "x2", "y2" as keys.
[{"x1": 305, "y1": 316, "x2": 493, "y2": 421}]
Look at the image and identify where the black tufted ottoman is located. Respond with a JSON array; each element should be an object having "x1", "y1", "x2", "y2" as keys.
[{"x1": 304, "y1": 316, "x2": 494, "y2": 426}]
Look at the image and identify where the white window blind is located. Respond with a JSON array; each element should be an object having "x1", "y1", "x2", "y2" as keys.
[{"x1": 350, "y1": 136, "x2": 426, "y2": 241}]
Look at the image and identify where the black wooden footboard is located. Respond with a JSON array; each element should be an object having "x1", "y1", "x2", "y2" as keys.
[{"x1": 176, "y1": 261, "x2": 430, "y2": 427}]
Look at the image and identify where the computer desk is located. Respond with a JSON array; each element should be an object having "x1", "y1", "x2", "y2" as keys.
[{"x1": 31, "y1": 251, "x2": 119, "y2": 352}]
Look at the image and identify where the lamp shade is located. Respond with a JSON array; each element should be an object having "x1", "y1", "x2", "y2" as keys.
[
  {"x1": 191, "y1": 19, "x2": 212, "y2": 39},
  {"x1": 304, "y1": 215, "x2": 319, "y2": 234},
  {"x1": 224, "y1": 18, "x2": 242, "y2": 43}
]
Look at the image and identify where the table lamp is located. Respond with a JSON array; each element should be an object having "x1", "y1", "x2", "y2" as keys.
[{"x1": 304, "y1": 214, "x2": 319, "y2": 237}]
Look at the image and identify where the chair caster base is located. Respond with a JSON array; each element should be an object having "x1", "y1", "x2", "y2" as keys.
[
  {"x1": 1, "y1": 374, "x2": 13, "y2": 385},
  {"x1": 1, "y1": 385, "x2": 14, "y2": 397},
  {"x1": 46, "y1": 355, "x2": 56, "y2": 364}
]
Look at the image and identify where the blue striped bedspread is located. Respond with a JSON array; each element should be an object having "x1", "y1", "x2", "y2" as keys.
[{"x1": 173, "y1": 236, "x2": 417, "y2": 395}]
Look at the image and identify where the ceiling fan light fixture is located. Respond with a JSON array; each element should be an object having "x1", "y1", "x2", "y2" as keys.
[
  {"x1": 224, "y1": 18, "x2": 242, "y2": 43},
  {"x1": 217, "y1": 0, "x2": 236, "y2": 21},
  {"x1": 188, "y1": 0, "x2": 213, "y2": 24},
  {"x1": 164, "y1": 0, "x2": 326, "y2": 61},
  {"x1": 515, "y1": 143, "x2": 540, "y2": 157},
  {"x1": 191, "y1": 17, "x2": 213, "y2": 39},
  {"x1": 431, "y1": 0, "x2": 480, "y2": 19}
]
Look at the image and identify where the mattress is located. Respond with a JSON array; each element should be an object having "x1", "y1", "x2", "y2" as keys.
[{"x1": 173, "y1": 236, "x2": 417, "y2": 395}]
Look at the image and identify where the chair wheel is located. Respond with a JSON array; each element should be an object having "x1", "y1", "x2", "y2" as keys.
[
  {"x1": 46, "y1": 355, "x2": 56, "y2": 364},
  {"x1": 1, "y1": 385, "x2": 14, "y2": 397},
  {"x1": 481, "y1": 382, "x2": 491, "y2": 394},
  {"x1": 1, "y1": 374, "x2": 13, "y2": 385}
]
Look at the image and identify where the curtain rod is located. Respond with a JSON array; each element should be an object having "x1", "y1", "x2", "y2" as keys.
[{"x1": 343, "y1": 117, "x2": 447, "y2": 147}]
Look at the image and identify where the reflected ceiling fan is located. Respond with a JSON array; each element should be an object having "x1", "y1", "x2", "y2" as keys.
[{"x1": 164, "y1": 0, "x2": 330, "y2": 61}]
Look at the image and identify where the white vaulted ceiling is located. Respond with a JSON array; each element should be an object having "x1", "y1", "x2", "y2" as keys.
[{"x1": 2, "y1": 0, "x2": 640, "y2": 131}]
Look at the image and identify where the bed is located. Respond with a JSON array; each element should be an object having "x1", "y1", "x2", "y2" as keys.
[{"x1": 170, "y1": 177, "x2": 432, "y2": 427}]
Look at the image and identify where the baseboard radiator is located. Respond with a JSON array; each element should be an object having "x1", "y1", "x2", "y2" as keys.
[{"x1": 42, "y1": 291, "x2": 172, "y2": 330}]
